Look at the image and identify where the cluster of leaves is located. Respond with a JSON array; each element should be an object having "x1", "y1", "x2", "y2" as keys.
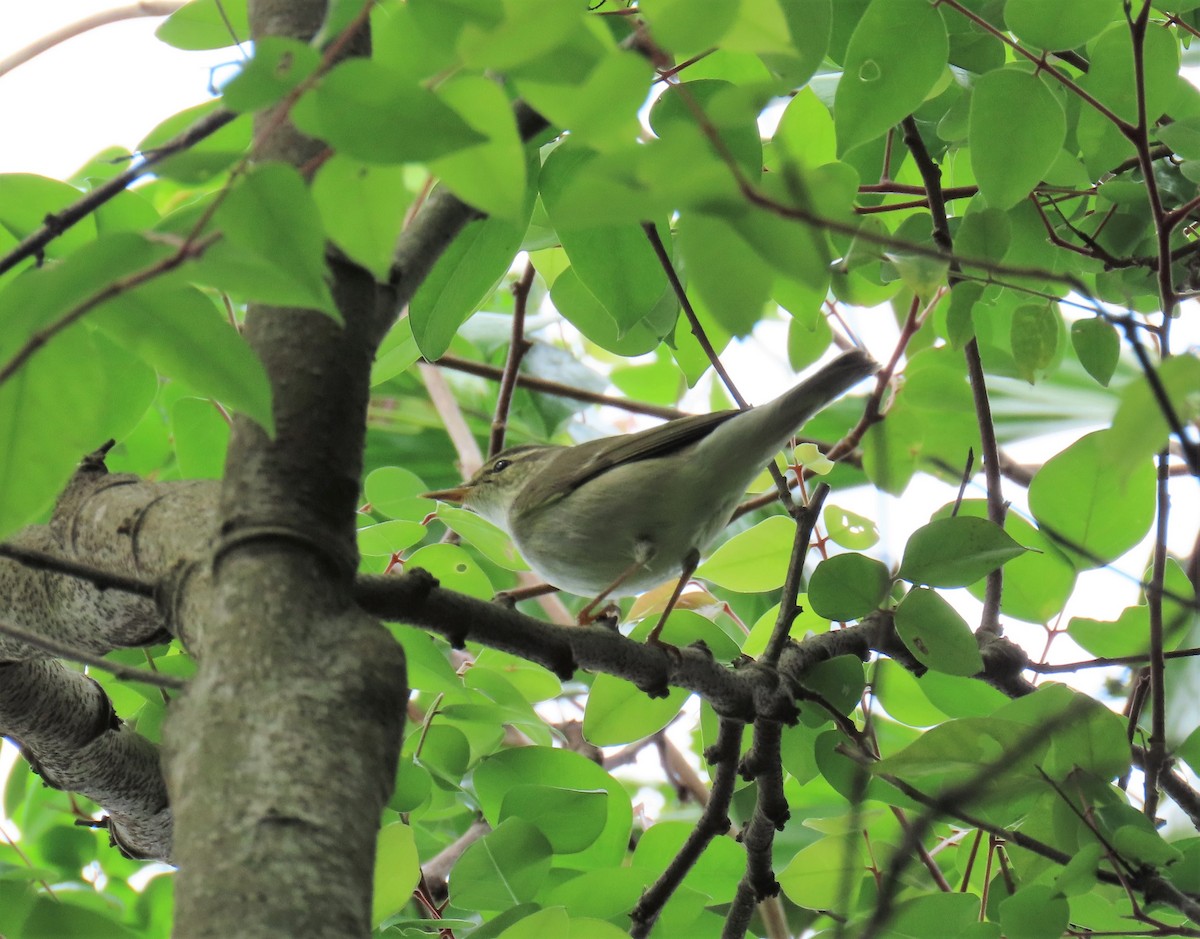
[{"x1": 1, "y1": 0, "x2": 1200, "y2": 937}]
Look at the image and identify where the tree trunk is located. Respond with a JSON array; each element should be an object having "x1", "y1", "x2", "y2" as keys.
[{"x1": 164, "y1": 2, "x2": 408, "y2": 936}]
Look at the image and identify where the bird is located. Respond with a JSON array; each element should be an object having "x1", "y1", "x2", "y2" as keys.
[{"x1": 423, "y1": 349, "x2": 877, "y2": 638}]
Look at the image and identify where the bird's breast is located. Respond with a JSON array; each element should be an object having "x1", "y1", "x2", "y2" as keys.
[{"x1": 508, "y1": 456, "x2": 743, "y2": 597}]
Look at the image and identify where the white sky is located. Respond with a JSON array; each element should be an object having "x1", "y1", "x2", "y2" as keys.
[{"x1": 0, "y1": 2, "x2": 230, "y2": 177}]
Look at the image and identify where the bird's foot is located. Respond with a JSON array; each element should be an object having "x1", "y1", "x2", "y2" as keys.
[{"x1": 578, "y1": 602, "x2": 622, "y2": 630}]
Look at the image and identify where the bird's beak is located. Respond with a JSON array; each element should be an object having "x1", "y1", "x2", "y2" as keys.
[{"x1": 420, "y1": 485, "x2": 472, "y2": 504}]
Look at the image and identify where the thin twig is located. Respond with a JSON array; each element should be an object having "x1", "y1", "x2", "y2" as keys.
[
  {"x1": 937, "y1": 0, "x2": 1132, "y2": 132},
  {"x1": 630, "y1": 719, "x2": 744, "y2": 938},
  {"x1": 723, "y1": 719, "x2": 788, "y2": 939},
  {"x1": 640, "y1": 219, "x2": 798, "y2": 511},
  {"x1": 488, "y1": 261, "x2": 536, "y2": 457},
  {"x1": 1031, "y1": 645, "x2": 1200, "y2": 672},
  {"x1": 899, "y1": 116, "x2": 1005, "y2": 637},
  {"x1": 0, "y1": 233, "x2": 219, "y2": 388},
  {"x1": 762, "y1": 484, "x2": 829, "y2": 667},
  {"x1": 0, "y1": 108, "x2": 237, "y2": 277},
  {"x1": 0, "y1": 618, "x2": 184, "y2": 690},
  {"x1": 1126, "y1": 0, "x2": 1180, "y2": 318},
  {"x1": 0, "y1": 542, "x2": 156, "y2": 597},
  {"x1": 640, "y1": 221, "x2": 747, "y2": 408},
  {"x1": 432, "y1": 353, "x2": 685, "y2": 419},
  {"x1": 1144, "y1": 449, "x2": 1171, "y2": 818},
  {"x1": 0, "y1": 2, "x2": 188, "y2": 79},
  {"x1": 1115, "y1": 317, "x2": 1200, "y2": 477}
]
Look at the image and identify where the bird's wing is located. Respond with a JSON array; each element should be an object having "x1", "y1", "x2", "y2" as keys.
[{"x1": 516, "y1": 409, "x2": 742, "y2": 512}]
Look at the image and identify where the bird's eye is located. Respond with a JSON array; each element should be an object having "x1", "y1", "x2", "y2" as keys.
[{"x1": 490, "y1": 459, "x2": 512, "y2": 474}]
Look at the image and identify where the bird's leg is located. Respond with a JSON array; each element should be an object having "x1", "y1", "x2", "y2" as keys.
[
  {"x1": 576, "y1": 558, "x2": 644, "y2": 624},
  {"x1": 577, "y1": 537, "x2": 656, "y2": 625},
  {"x1": 645, "y1": 548, "x2": 701, "y2": 647}
]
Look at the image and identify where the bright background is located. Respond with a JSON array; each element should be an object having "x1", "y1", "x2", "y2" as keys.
[{"x1": 2, "y1": 0, "x2": 1198, "y2": 830}]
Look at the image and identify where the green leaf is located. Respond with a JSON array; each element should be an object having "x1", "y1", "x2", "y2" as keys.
[
  {"x1": 742, "y1": 599, "x2": 830, "y2": 658},
  {"x1": 610, "y1": 351, "x2": 685, "y2": 406},
  {"x1": 405, "y1": 543, "x2": 493, "y2": 599},
  {"x1": 390, "y1": 756, "x2": 433, "y2": 813},
  {"x1": 1068, "y1": 558, "x2": 1195, "y2": 657},
  {"x1": 474, "y1": 748, "x2": 633, "y2": 870},
  {"x1": 357, "y1": 520, "x2": 427, "y2": 556},
  {"x1": 0, "y1": 329, "x2": 155, "y2": 538},
  {"x1": 1158, "y1": 116, "x2": 1200, "y2": 160},
  {"x1": 785, "y1": 297, "x2": 834, "y2": 371},
  {"x1": 371, "y1": 823, "x2": 421, "y2": 927},
  {"x1": 211, "y1": 162, "x2": 337, "y2": 317},
  {"x1": 697, "y1": 515, "x2": 795, "y2": 592},
  {"x1": 676, "y1": 212, "x2": 773, "y2": 337},
  {"x1": 970, "y1": 69, "x2": 1065, "y2": 210},
  {"x1": 1178, "y1": 725, "x2": 1200, "y2": 778},
  {"x1": 894, "y1": 587, "x2": 984, "y2": 676},
  {"x1": 998, "y1": 884, "x2": 1070, "y2": 939},
  {"x1": 584, "y1": 672, "x2": 689, "y2": 745},
  {"x1": 996, "y1": 684, "x2": 1130, "y2": 781},
  {"x1": 773, "y1": 87, "x2": 837, "y2": 170},
  {"x1": 1104, "y1": 354, "x2": 1200, "y2": 481},
  {"x1": 549, "y1": 267, "x2": 672, "y2": 357},
  {"x1": 1081, "y1": 22, "x2": 1180, "y2": 124},
  {"x1": 835, "y1": 0, "x2": 948, "y2": 154},
  {"x1": 649, "y1": 80, "x2": 764, "y2": 178},
  {"x1": 1028, "y1": 430, "x2": 1156, "y2": 569},
  {"x1": 430, "y1": 73, "x2": 527, "y2": 220},
  {"x1": 823, "y1": 504, "x2": 879, "y2": 550},
  {"x1": 137, "y1": 102, "x2": 252, "y2": 183},
  {"x1": 91, "y1": 283, "x2": 274, "y2": 433},
  {"x1": 1010, "y1": 302, "x2": 1060, "y2": 383},
  {"x1": 760, "y1": 0, "x2": 832, "y2": 87},
  {"x1": 292, "y1": 59, "x2": 486, "y2": 163},
  {"x1": 807, "y1": 553, "x2": 890, "y2": 620},
  {"x1": 540, "y1": 145, "x2": 670, "y2": 334},
  {"x1": 1112, "y1": 825, "x2": 1183, "y2": 867},
  {"x1": 410, "y1": 194, "x2": 533, "y2": 360},
  {"x1": 495, "y1": 907, "x2": 630, "y2": 939},
  {"x1": 156, "y1": 0, "x2": 249, "y2": 49},
  {"x1": 312, "y1": 157, "x2": 412, "y2": 282},
  {"x1": 365, "y1": 465, "x2": 431, "y2": 521},
  {"x1": 889, "y1": 893, "x2": 982, "y2": 939},
  {"x1": 797, "y1": 655, "x2": 866, "y2": 726},
  {"x1": 0, "y1": 233, "x2": 171, "y2": 361},
  {"x1": 1004, "y1": 0, "x2": 1121, "y2": 50},
  {"x1": 0, "y1": 174, "x2": 96, "y2": 259},
  {"x1": 221, "y1": 38, "x2": 319, "y2": 113},
  {"x1": 639, "y1": 0, "x2": 740, "y2": 55},
  {"x1": 1070, "y1": 317, "x2": 1120, "y2": 387},
  {"x1": 371, "y1": 318, "x2": 421, "y2": 387},
  {"x1": 170, "y1": 396, "x2": 230, "y2": 479},
  {"x1": 517, "y1": 52, "x2": 653, "y2": 152},
  {"x1": 457, "y1": 1, "x2": 587, "y2": 73},
  {"x1": 452, "y1": 818, "x2": 552, "y2": 911},
  {"x1": 873, "y1": 659, "x2": 947, "y2": 727},
  {"x1": 21, "y1": 898, "x2": 141, "y2": 939},
  {"x1": 955, "y1": 207, "x2": 1012, "y2": 276},
  {"x1": 499, "y1": 786, "x2": 608, "y2": 854},
  {"x1": 778, "y1": 836, "x2": 864, "y2": 913},
  {"x1": 631, "y1": 820, "x2": 745, "y2": 901},
  {"x1": 437, "y1": 505, "x2": 530, "y2": 572},
  {"x1": 898, "y1": 516, "x2": 1027, "y2": 588},
  {"x1": 942, "y1": 501, "x2": 1076, "y2": 626},
  {"x1": 918, "y1": 670, "x2": 1008, "y2": 718}
]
